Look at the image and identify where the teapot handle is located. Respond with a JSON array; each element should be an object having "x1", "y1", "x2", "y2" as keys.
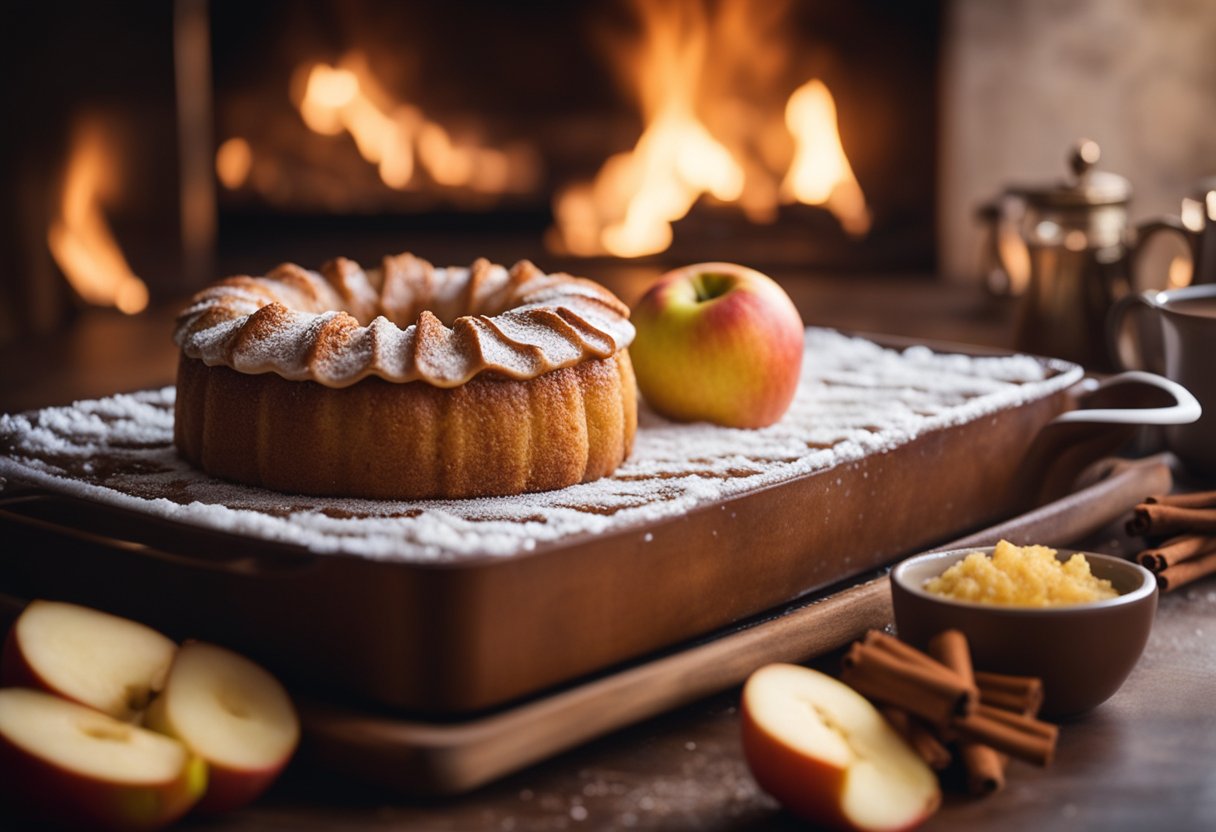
[
  {"x1": 982, "y1": 195, "x2": 1031, "y2": 295},
  {"x1": 1130, "y1": 216, "x2": 1199, "y2": 287}
]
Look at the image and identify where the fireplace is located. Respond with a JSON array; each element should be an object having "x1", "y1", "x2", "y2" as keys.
[
  {"x1": 0, "y1": 0, "x2": 940, "y2": 341},
  {"x1": 211, "y1": 0, "x2": 941, "y2": 272}
]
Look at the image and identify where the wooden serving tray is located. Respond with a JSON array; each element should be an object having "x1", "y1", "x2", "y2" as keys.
[
  {"x1": 297, "y1": 457, "x2": 1169, "y2": 795},
  {"x1": 0, "y1": 458, "x2": 1170, "y2": 797},
  {"x1": 0, "y1": 332, "x2": 1182, "y2": 715}
]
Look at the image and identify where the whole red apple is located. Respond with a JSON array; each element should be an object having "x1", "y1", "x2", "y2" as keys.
[{"x1": 630, "y1": 263, "x2": 804, "y2": 428}]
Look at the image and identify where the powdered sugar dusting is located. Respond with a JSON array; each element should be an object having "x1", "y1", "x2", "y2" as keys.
[
  {"x1": 0, "y1": 329, "x2": 1081, "y2": 563},
  {"x1": 174, "y1": 255, "x2": 635, "y2": 388}
]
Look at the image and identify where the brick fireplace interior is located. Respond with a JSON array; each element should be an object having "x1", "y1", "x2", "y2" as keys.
[{"x1": 2, "y1": 0, "x2": 1213, "y2": 348}]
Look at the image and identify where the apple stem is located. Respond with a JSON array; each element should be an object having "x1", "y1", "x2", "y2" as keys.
[{"x1": 691, "y1": 272, "x2": 731, "y2": 303}]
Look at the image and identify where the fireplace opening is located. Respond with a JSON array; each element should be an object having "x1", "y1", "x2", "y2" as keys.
[
  {"x1": 212, "y1": 0, "x2": 940, "y2": 274},
  {"x1": 0, "y1": 0, "x2": 940, "y2": 341}
]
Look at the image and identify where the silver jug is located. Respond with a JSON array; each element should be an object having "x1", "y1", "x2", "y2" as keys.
[{"x1": 981, "y1": 141, "x2": 1190, "y2": 370}]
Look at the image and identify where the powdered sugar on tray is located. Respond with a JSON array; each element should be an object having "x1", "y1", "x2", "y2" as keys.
[{"x1": 0, "y1": 329, "x2": 1081, "y2": 563}]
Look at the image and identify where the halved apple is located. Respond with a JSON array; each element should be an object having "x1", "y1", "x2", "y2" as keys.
[
  {"x1": 0, "y1": 687, "x2": 206, "y2": 831},
  {"x1": 741, "y1": 663, "x2": 940, "y2": 832},
  {"x1": 145, "y1": 641, "x2": 299, "y2": 813},
  {"x1": 1, "y1": 599, "x2": 177, "y2": 721}
]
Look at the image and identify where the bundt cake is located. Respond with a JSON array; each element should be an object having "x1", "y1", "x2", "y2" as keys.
[{"x1": 173, "y1": 253, "x2": 637, "y2": 499}]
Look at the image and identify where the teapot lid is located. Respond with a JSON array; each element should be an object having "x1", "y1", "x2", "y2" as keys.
[{"x1": 1011, "y1": 140, "x2": 1132, "y2": 208}]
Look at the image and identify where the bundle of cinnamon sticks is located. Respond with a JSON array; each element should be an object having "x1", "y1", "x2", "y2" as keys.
[
  {"x1": 841, "y1": 630, "x2": 1055, "y2": 796},
  {"x1": 1127, "y1": 490, "x2": 1216, "y2": 592}
]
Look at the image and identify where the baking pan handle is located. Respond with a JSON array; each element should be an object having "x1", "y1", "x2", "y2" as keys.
[
  {"x1": 1017, "y1": 371, "x2": 1199, "y2": 507},
  {"x1": 95, "y1": 536, "x2": 314, "y2": 577},
  {"x1": 0, "y1": 491, "x2": 316, "y2": 577},
  {"x1": 1052, "y1": 371, "x2": 1201, "y2": 427}
]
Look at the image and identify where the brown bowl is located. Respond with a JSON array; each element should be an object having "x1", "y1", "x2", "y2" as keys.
[{"x1": 891, "y1": 547, "x2": 1157, "y2": 717}]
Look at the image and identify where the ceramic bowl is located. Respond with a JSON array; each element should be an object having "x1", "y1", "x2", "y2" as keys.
[{"x1": 890, "y1": 547, "x2": 1157, "y2": 717}]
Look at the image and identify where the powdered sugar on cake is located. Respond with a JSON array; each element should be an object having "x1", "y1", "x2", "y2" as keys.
[
  {"x1": 0, "y1": 329, "x2": 1081, "y2": 563},
  {"x1": 174, "y1": 255, "x2": 636, "y2": 389}
]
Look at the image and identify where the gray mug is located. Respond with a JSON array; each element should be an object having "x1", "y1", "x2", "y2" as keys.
[{"x1": 1109, "y1": 283, "x2": 1216, "y2": 476}]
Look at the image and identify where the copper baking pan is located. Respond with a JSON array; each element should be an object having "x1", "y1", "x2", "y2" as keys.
[{"x1": 0, "y1": 341, "x2": 1199, "y2": 715}]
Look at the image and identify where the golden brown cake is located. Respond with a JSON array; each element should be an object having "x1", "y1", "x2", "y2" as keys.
[{"x1": 173, "y1": 253, "x2": 637, "y2": 499}]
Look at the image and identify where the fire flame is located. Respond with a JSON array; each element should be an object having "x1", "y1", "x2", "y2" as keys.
[
  {"x1": 47, "y1": 122, "x2": 149, "y2": 314},
  {"x1": 293, "y1": 51, "x2": 535, "y2": 195},
  {"x1": 551, "y1": 0, "x2": 870, "y2": 258},
  {"x1": 782, "y1": 79, "x2": 870, "y2": 236},
  {"x1": 215, "y1": 137, "x2": 253, "y2": 190}
]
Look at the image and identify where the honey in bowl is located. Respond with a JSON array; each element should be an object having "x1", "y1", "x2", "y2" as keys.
[{"x1": 924, "y1": 540, "x2": 1118, "y2": 607}]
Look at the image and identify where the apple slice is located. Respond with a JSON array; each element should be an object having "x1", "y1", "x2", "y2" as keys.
[
  {"x1": 145, "y1": 641, "x2": 299, "y2": 813},
  {"x1": 741, "y1": 663, "x2": 940, "y2": 832},
  {"x1": 1, "y1": 600, "x2": 178, "y2": 722},
  {"x1": 0, "y1": 687, "x2": 206, "y2": 831}
]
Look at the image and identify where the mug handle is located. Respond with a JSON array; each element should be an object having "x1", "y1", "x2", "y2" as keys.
[
  {"x1": 1106, "y1": 290, "x2": 1163, "y2": 373},
  {"x1": 1051, "y1": 370, "x2": 1201, "y2": 427}
]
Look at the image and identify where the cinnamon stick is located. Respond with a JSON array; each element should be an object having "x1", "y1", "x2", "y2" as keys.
[
  {"x1": 868, "y1": 630, "x2": 997, "y2": 727},
  {"x1": 882, "y1": 707, "x2": 952, "y2": 771},
  {"x1": 1157, "y1": 549, "x2": 1216, "y2": 593},
  {"x1": 841, "y1": 641, "x2": 975, "y2": 727},
  {"x1": 973, "y1": 671, "x2": 1042, "y2": 697},
  {"x1": 952, "y1": 709, "x2": 1057, "y2": 767},
  {"x1": 1136, "y1": 534, "x2": 1216, "y2": 573},
  {"x1": 927, "y1": 630, "x2": 973, "y2": 680},
  {"x1": 973, "y1": 703, "x2": 1058, "y2": 742},
  {"x1": 928, "y1": 631, "x2": 1007, "y2": 796},
  {"x1": 977, "y1": 685, "x2": 1042, "y2": 716},
  {"x1": 975, "y1": 671, "x2": 1044, "y2": 716},
  {"x1": 1145, "y1": 490, "x2": 1216, "y2": 509},
  {"x1": 1126, "y1": 504, "x2": 1216, "y2": 537},
  {"x1": 960, "y1": 741, "x2": 1006, "y2": 795},
  {"x1": 864, "y1": 630, "x2": 943, "y2": 672}
]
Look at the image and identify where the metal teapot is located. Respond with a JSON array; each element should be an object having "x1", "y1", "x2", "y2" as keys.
[{"x1": 980, "y1": 140, "x2": 1193, "y2": 370}]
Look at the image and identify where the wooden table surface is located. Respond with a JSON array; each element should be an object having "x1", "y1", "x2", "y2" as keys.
[{"x1": 2, "y1": 274, "x2": 1214, "y2": 831}]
